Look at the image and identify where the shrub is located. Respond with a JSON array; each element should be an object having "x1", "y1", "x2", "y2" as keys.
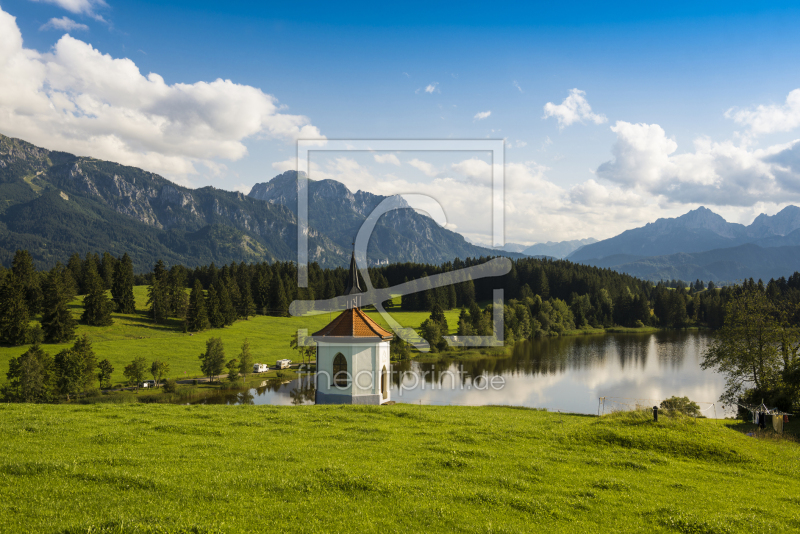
[
  {"x1": 163, "y1": 380, "x2": 177, "y2": 393},
  {"x1": 660, "y1": 396, "x2": 701, "y2": 417}
]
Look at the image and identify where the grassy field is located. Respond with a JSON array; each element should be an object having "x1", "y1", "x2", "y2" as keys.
[
  {"x1": 0, "y1": 404, "x2": 797, "y2": 533},
  {"x1": 0, "y1": 287, "x2": 462, "y2": 386}
]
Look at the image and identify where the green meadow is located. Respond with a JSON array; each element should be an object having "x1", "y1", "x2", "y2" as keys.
[
  {"x1": 0, "y1": 286, "x2": 462, "y2": 386},
  {"x1": 0, "y1": 403, "x2": 797, "y2": 533}
]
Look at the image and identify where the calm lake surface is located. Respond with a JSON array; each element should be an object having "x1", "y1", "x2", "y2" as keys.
[{"x1": 200, "y1": 331, "x2": 729, "y2": 417}]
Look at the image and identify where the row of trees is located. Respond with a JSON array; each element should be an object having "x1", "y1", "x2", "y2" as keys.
[
  {"x1": 198, "y1": 337, "x2": 254, "y2": 384},
  {"x1": 1, "y1": 336, "x2": 114, "y2": 402},
  {"x1": 7, "y1": 247, "x2": 800, "y2": 343},
  {"x1": 0, "y1": 250, "x2": 136, "y2": 346}
]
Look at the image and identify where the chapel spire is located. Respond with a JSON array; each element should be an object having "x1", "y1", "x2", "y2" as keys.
[{"x1": 343, "y1": 244, "x2": 362, "y2": 296}]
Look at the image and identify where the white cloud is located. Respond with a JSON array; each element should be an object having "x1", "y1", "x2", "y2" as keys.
[
  {"x1": 39, "y1": 16, "x2": 89, "y2": 31},
  {"x1": 726, "y1": 88, "x2": 800, "y2": 136},
  {"x1": 408, "y1": 158, "x2": 438, "y2": 177},
  {"x1": 373, "y1": 153, "x2": 400, "y2": 166},
  {"x1": 31, "y1": 0, "x2": 108, "y2": 22},
  {"x1": 0, "y1": 7, "x2": 324, "y2": 179},
  {"x1": 513, "y1": 80, "x2": 523, "y2": 93},
  {"x1": 596, "y1": 120, "x2": 800, "y2": 205},
  {"x1": 473, "y1": 110, "x2": 491, "y2": 121},
  {"x1": 451, "y1": 158, "x2": 491, "y2": 186},
  {"x1": 424, "y1": 82, "x2": 439, "y2": 94},
  {"x1": 543, "y1": 88, "x2": 607, "y2": 129}
]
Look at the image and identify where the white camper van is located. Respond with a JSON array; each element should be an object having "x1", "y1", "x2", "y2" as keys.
[
  {"x1": 253, "y1": 363, "x2": 269, "y2": 373},
  {"x1": 275, "y1": 359, "x2": 291, "y2": 369}
]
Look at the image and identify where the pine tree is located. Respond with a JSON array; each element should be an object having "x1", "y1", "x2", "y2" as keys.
[
  {"x1": 81, "y1": 262, "x2": 114, "y2": 326},
  {"x1": 66, "y1": 253, "x2": 83, "y2": 293},
  {"x1": 252, "y1": 269, "x2": 270, "y2": 314},
  {"x1": 0, "y1": 275, "x2": 30, "y2": 346},
  {"x1": 71, "y1": 335, "x2": 98, "y2": 392},
  {"x1": 111, "y1": 253, "x2": 136, "y2": 314},
  {"x1": 12, "y1": 249, "x2": 42, "y2": 315},
  {"x1": 81, "y1": 253, "x2": 100, "y2": 295},
  {"x1": 167, "y1": 266, "x2": 189, "y2": 318},
  {"x1": 186, "y1": 280, "x2": 210, "y2": 332},
  {"x1": 147, "y1": 260, "x2": 170, "y2": 324},
  {"x1": 206, "y1": 285, "x2": 224, "y2": 328},
  {"x1": 225, "y1": 277, "x2": 241, "y2": 321},
  {"x1": 270, "y1": 274, "x2": 288, "y2": 316},
  {"x1": 238, "y1": 338, "x2": 253, "y2": 378},
  {"x1": 100, "y1": 252, "x2": 116, "y2": 290},
  {"x1": 240, "y1": 282, "x2": 256, "y2": 319},
  {"x1": 41, "y1": 264, "x2": 77, "y2": 343}
]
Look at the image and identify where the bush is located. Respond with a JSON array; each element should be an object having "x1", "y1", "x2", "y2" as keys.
[
  {"x1": 27, "y1": 324, "x2": 44, "y2": 344},
  {"x1": 192, "y1": 379, "x2": 198, "y2": 386},
  {"x1": 660, "y1": 396, "x2": 701, "y2": 417},
  {"x1": 163, "y1": 380, "x2": 177, "y2": 393}
]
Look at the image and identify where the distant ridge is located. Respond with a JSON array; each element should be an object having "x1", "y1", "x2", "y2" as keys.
[{"x1": 567, "y1": 206, "x2": 800, "y2": 282}]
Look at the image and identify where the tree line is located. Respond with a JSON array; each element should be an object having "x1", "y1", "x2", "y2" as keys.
[{"x1": 5, "y1": 250, "x2": 800, "y2": 347}]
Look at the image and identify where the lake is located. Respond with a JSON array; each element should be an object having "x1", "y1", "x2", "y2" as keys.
[{"x1": 199, "y1": 330, "x2": 730, "y2": 416}]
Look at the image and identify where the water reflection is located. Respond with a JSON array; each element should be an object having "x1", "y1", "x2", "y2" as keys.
[{"x1": 198, "y1": 331, "x2": 727, "y2": 416}]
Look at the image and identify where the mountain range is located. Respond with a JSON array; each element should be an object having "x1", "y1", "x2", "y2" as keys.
[
  {"x1": 3, "y1": 132, "x2": 800, "y2": 282},
  {"x1": 567, "y1": 206, "x2": 800, "y2": 282},
  {"x1": 0, "y1": 133, "x2": 517, "y2": 271}
]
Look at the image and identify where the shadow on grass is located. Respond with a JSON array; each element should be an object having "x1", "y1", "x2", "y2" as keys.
[{"x1": 725, "y1": 419, "x2": 798, "y2": 442}]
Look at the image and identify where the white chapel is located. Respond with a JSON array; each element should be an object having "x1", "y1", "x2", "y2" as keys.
[{"x1": 312, "y1": 251, "x2": 393, "y2": 405}]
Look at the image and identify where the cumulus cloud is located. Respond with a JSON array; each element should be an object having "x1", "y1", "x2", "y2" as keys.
[
  {"x1": 424, "y1": 82, "x2": 439, "y2": 93},
  {"x1": 408, "y1": 158, "x2": 438, "y2": 177},
  {"x1": 302, "y1": 150, "x2": 665, "y2": 245},
  {"x1": 596, "y1": 121, "x2": 798, "y2": 205},
  {"x1": 543, "y1": 88, "x2": 607, "y2": 129},
  {"x1": 31, "y1": 0, "x2": 108, "y2": 22},
  {"x1": 0, "y1": 7, "x2": 324, "y2": 178},
  {"x1": 373, "y1": 153, "x2": 400, "y2": 166},
  {"x1": 39, "y1": 16, "x2": 88, "y2": 31},
  {"x1": 473, "y1": 110, "x2": 491, "y2": 121},
  {"x1": 451, "y1": 158, "x2": 491, "y2": 186},
  {"x1": 726, "y1": 88, "x2": 800, "y2": 136}
]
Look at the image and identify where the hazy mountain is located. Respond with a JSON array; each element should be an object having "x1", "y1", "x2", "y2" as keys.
[
  {"x1": 523, "y1": 238, "x2": 598, "y2": 259},
  {"x1": 593, "y1": 244, "x2": 800, "y2": 283},
  {"x1": 496, "y1": 243, "x2": 529, "y2": 253},
  {"x1": 568, "y1": 206, "x2": 800, "y2": 262},
  {"x1": 566, "y1": 205, "x2": 800, "y2": 281},
  {"x1": 0, "y1": 133, "x2": 518, "y2": 270}
]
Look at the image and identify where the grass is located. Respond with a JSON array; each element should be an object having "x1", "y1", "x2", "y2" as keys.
[
  {"x1": 0, "y1": 286, "x2": 462, "y2": 387},
  {"x1": 0, "y1": 404, "x2": 797, "y2": 533}
]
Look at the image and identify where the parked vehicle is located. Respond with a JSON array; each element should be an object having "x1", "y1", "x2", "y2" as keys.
[
  {"x1": 140, "y1": 380, "x2": 155, "y2": 388},
  {"x1": 253, "y1": 363, "x2": 269, "y2": 373},
  {"x1": 275, "y1": 359, "x2": 292, "y2": 369}
]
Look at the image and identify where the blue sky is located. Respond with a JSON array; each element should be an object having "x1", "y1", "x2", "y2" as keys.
[{"x1": 3, "y1": 1, "x2": 800, "y2": 245}]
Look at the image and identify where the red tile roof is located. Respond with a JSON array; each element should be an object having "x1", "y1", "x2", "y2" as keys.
[{"x1": 313, "y1": 308, "x2": 393, "y2": 340}]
